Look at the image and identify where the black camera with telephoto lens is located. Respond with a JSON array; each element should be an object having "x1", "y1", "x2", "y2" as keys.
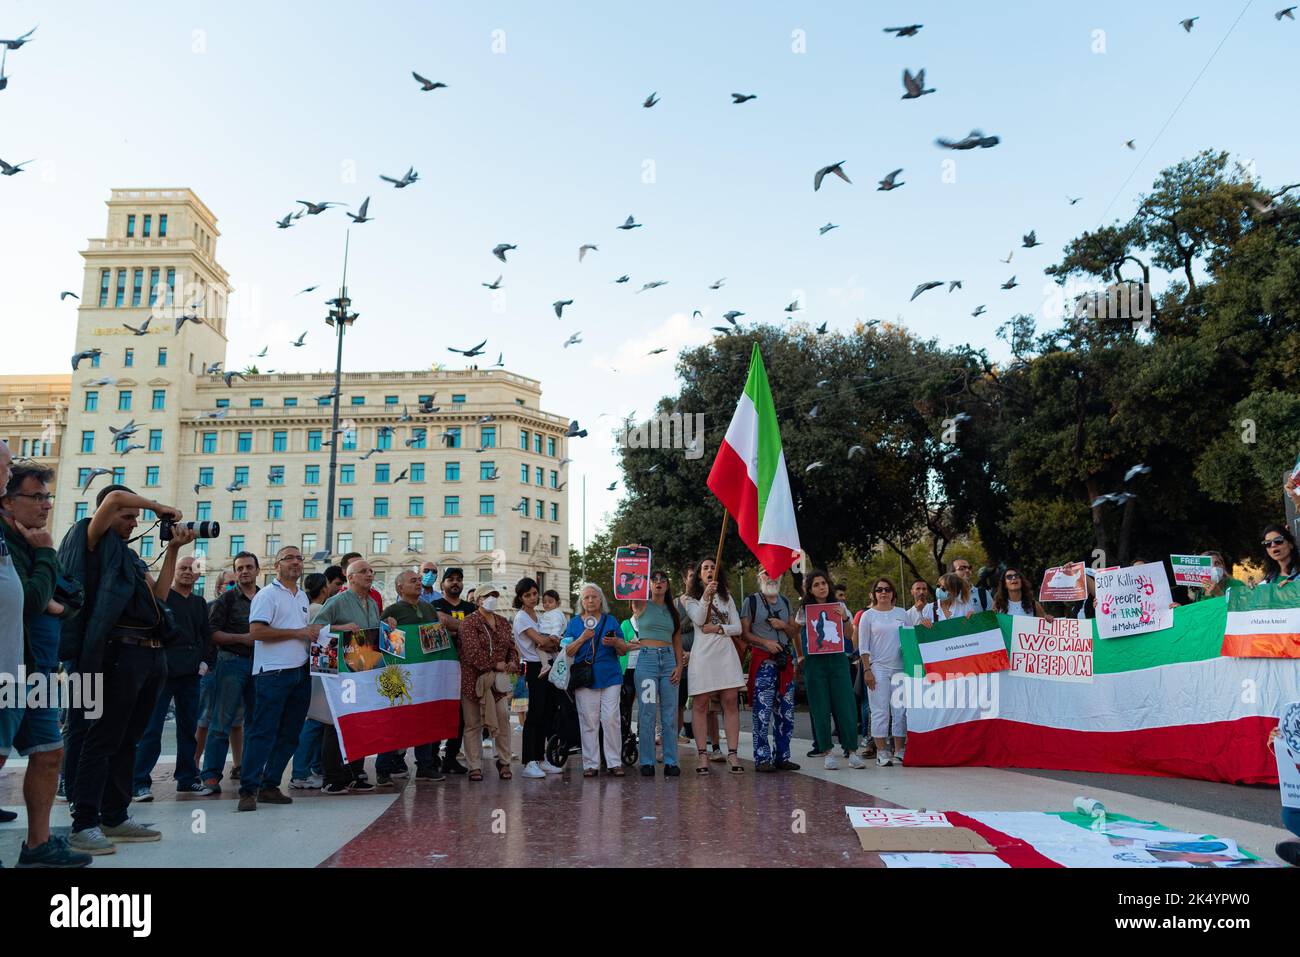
[{"x1": 159, "y1": 519, "x2": 220, "y2": 542}]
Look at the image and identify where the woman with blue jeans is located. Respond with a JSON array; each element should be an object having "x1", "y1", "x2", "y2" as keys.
[{"x1": 629, "y1": 570, "x2": 683, "y2": 777}]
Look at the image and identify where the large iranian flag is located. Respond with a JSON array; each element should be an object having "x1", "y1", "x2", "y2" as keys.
[
  {"x1": 899, "y1": 597, "x2": 1300, "y2": 784},
  {"x1": 912, "y1": 611, "x2": 1010, "y2": 680},
  {"x1": 707, "y1": 343, "x2": 802, "y2": 578},
  {"x1": 321, "y1": 623, "x2": 461, "y2": 761},
  {"x1": 1222, "y1": 582, "x2": 1300, "y2": 658}
]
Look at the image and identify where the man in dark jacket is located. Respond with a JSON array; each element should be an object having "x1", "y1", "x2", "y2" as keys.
[
  {"x1": 131, "y1": 555, "x2": 212, "y2": 800},
  {"x1": 0, "y1": 457, "x2": 92, "y2": 867},
  {"x1": 57, "y1": 484, "x2": 196, "y2": 856}
]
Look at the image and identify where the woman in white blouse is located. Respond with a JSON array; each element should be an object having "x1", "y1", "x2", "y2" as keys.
[{"x1": 685, "y1": 558, "x2": 746, "y2": 774}]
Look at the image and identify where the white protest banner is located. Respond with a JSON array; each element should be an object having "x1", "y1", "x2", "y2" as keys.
[
  {"x1": 1094, "y1": 563, "x2": 1174, "y2": 639},
  {"x1": 1009, "y1": 616, "x2": 1093, "y2": 682},
  {"x1": 1038, "y1": 562, "x2": 1086, "y2": 602},
  {"x1": 1277, "y1": 702, "x2": 1300, "y2": 810},
  {"x1": 845, "y1": 807, "x2": 952, "y2": 828},
  {"x1": 1170, "y1": 554, "x2": 1213, "y2": 589}
]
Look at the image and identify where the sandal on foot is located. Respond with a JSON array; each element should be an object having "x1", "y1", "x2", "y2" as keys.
[
  {"x1": 582, "y1": 768, "x2": 597, "y2": 778},
  {"x1": 727, "y1": 749, "x2": 744, "y2": 774},
  {"x1": 468, "y1": 769, "x2": 484, "y2": 782},
  {"x1": 695, "y1": 749, "x2": 710, "y2": 774},
  {"x1": 496, "y1": 762, "x2": 512, "y2": 780},
  {"x1": 609, "y1": 766, "x2": 625, "y2": 777}
]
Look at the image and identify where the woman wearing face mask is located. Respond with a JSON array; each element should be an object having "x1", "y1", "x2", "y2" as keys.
[
  {"x1": 1186, "y1": 551, "x2": 1245, "y2": 602},
  {"x1": 629, "y1": 570, "x2": 683, "y2": 777},
  {"x1": 1261, "y1": 525, "x2": 1299, "y2": 585},
  {"x1": 992, "y1": 567, "x2": 1052, "y2": 619},
  {"x1": 917, "y1": 572, "x2": 975, "y2": 626},
  {"x1": 457, "y1": 586, "x2": 520, "y2": 781},
  {"x1": 685, "y1": 558, "x2": 746, "y2": 774},
  {"x1": 796, "y1": 570, "x2": 866, "y2": 770}
]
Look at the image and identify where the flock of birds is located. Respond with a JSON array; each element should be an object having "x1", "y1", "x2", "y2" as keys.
[{"x1": 6, "y1": 14, "x2": 1297, "y2": 509}]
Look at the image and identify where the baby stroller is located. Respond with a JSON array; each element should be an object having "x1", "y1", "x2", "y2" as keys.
[{"x1": 544, "y1": 685, "x2": 583, "y2": 769}]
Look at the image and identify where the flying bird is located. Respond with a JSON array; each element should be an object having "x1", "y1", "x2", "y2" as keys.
[
  {"x1": 296, "y1": 200, "x2": 342, "y2": 215},
  {"x1": 255, "y1": 346, "x2": 268, "y2": 357},
  {"x1": 642, "y1": 92, "x2": 659, "y2": 108},
  {"x1": 346, "y1": 197, "x2": 373, "y2": 223},
  {"x1": 267, "y1": 467, "x2": 284, "y2": 483},
  {"x1": 1001, "y1": 275, "x2": 1019, "y2": 290},
  {"x1": 60, "y1": 291, "x2": 80, "y2": 301},
  {"x1": 731, "y1": 93, "x2": 757, "y2": 104},
  {"x1": 174, "y1": 310, "x2": 202, "y2": 334},
  {"x1": 392, "y1": 468, "x2": 409, "y2": 484},
  {"x1": 204, "y1": 362, "x2": 224, "y2": 375},
  {"x1": 359, "y1": 448, "x2": 382, "y2": 461},
  {"x1": 1022, "y1": 230, "x2": 1041, "y2": 248},
  {"x1": 647, "y1": 347, "x2": 667, "y2": 356},
  {"x1": 1278, "y1": 7, "x2": 1297, "y2": 20},
  {"x1": 80, "y1": 468, "x2": 112, "y2": 496},
  {"x1": 901, "y1": 68, "x2": 934, "y2": 99},
  {"x1": 1124, "y1": 139, "x2": 1136, "y2": 150},
  {"x1": 380, "y1": 167, "x2": 419, "y2": 188},
  {"x1": 1180, "y1": 17, "x2": 1199, "y2": 32},
  {"x1": 491, "y1": 353, "x2": 504, "y2": 368},
  {"x1": 71, "y1": 349, "x2": 101, "y2": 370},
  {"x1": 449, "y1": 339, "x2": 488, "y2": 357},
  {"x1": 617, "y1": 215, "x2": 642, "y2": 230},
  {"x1": 291, "y1": 332, "x2": 308, "y2": 347},
  {"x1": 936, "y1": 130, "x2": 1000, "y2": 150},
  {"x1": 606, "y1": 481, "x2": 618, "y2": 491},
  {"x1": 411, "y1": 72, "x2": 447, "y2": 91},
  {"x1": 578, "y1": 244, "x2": 598, "y2": 262},
  {"x1": 193, "y1": 483, "x2": 208, "y2": 496},
  {"x1": 614, "y1": 275, "x2": 630, "y2": 284},
  {"x1": 805, "y1": 461, "x2": 825, "y2": 473},
  {"x1": 566, "y1": 420, "x2": 588, "y2": 438},
  {"x1": 971, "y1": 305, "x2": 987, "y2": 317},
  {"x1": 784, "y1": 300, "x2": 801, "y2": 313},
  {"x1": 848, "y1": 445, "x2": 866, "y2": 460},
  {"x1": 815, "y1": 322, "x2": 828, "y2": 335},
  {"x1": 563, "y1": 332, "x2": 583, "y2": 348},
  {"x1": 222, "y1": 371, "x2": 245, "y2": 387},
  {"x1": 492, "y1": 243, "x2": 516, "y2": 262},
  {"x1": 511, "y1": 501, "x2": 527, "y2": 513},
  {"x1": 482, "y1": 275, "x2": 503, "y2": 290},
  {"x1": 813, "y1": 161, "x2": 851, "y2": 191},
  {"x1": 122, "y1": 318, "x2": 151, "y2": 336},
  {"x1": 819, "y1": 222, "x2": 839, "y2": 235},
  {"x1": 553, "y1": 299, "x2": 574, "y2": 318},
  {"x1": 948, "y1": 280, "x2": 963, "y2": 293},
  {"x1": 275, "y1": 213, "x2": 296, "y2": 229},
  {"x1": 637, "y1": 281, "x2": 667, "y2": 293},
  {"x1": 1067, "y1": 196, "x2": 1082, "y2": 205},
  {"x1": 722, "y1": 310, "x2": 744, "y2": 324},
  {"x1": 1124, "y1": 464, "x2": 1152, "y2": 482},
  {"x1": 712, "y1": 326, "x2": 734, "y2": 336},
  {"x1": 692, "y1": 310, "x2": 703, "y2": 320},
  {"x1": 86, "y1": 377, "x2": 117, "y2": 387},
  {"x1": 1000, "y1": 250, "x2": 1014, "y2": 263},
  {"x1": 709, "y1": 278, "x2": 726, "y2": 289},
  {"x1": 117, "y1": 443, "x2": 145, "y2": 456},
  {"x1": 0, "y1": 158, "x2": 32, "y2": 176},
  {"x1": 0, "y1": 27, "x2": 37, "y2": 50},
  {"x1": 877, "y1": 168, "x2": 904, "y2": 191},
  {"x1": 883, "y1": 24, "x2": 923, "y2": 37},
  {"x1": 225, "y1": 480, "x2": 244, "y2": 493},
  {"x1": 911, "y1": 281, "x2": 942, "y2": 301}
]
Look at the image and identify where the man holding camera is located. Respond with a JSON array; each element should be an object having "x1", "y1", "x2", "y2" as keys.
[
  {"x1": 200, "y1": 551, "x2": 260, "y2": 794},
  {"x1": 0, "y1": 448, "x2": 93, "y2": 866},
  {"x1": 57, "y1": 485, "x2": 197, "y2": 855},
  {"x1": 739, "y1": 570, "x2": 801, "y2": 773}
]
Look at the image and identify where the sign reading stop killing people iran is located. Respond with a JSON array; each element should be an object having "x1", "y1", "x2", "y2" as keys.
[
  {"x1": 1010, "y1": 616, "x2": 1093, "y2": 682},
  {"x1": 613, "y1": 545, "x2": 652, "y2": 602},
  {"x1": 1094, "y1": 564, "x2": 1174, "y2": 639}
]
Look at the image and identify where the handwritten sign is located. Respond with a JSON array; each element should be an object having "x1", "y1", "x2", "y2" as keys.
[
  {"x1": 845, "y1": 807, "x2": 952, "y2": 828},
  {"x1": 1094, "y1": 564, "x2": 1174, "y2": 639},
  {"x1": 1010, "y1": 616, "x2": 1093, "y2": 682}
]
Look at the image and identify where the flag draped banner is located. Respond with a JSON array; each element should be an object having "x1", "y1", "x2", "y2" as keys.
[
  {"x1": 707, "y1": 343, "x2": 802, "y2": 578},
  {"x1": 899, "y1": 597, "x2": 1300, "y2": 784},
  {"x1": 321, "y1": 623, "x2": 461, "y2": 761},
  {"x1": 1222, "y1": 582, "x2": 1300, "y2": 658}
]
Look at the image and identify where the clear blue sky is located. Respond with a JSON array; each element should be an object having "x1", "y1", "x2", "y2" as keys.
[{"x1": 1, "y1": 0, "x2": 1294, "y2": 545}]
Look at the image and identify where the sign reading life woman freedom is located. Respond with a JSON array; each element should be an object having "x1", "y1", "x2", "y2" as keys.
[{"x1": 1094, "y1": 564, "x2": 1174, "y2": 639}]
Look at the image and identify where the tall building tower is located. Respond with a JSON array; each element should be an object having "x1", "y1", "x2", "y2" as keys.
[{"x1": 53, "y1": 188, "x2": 231, "y2": 536}]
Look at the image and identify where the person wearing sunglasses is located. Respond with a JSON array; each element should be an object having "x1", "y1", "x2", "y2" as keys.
[
  {"x1": 857, "y1": 578, "x2": 910, "y2": 767},
  {"x1": 992, "y1": 567, "x2": 1052, "y2": 619},
  {"x1": 1261, "y1": 526, "x2": 1299, "y2": 585}
]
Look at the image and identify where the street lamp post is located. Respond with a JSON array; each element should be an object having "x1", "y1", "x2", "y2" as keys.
[{"x1": 322, "y1": 232, "x2": 358, "y2": 563}]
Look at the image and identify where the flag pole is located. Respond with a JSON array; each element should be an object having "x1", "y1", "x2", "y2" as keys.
[{"x1": 713, "y1": 511, "x2": 730, "y2": 573}]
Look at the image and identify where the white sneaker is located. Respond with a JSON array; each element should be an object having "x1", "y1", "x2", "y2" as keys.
[
  {"x1": 894, "y1": 747, "x2": 905, "y2": 764},
  {"x1": 290, "y1": 773, "x2": 324, "y2": 789},
  {"x1": 824, "y1": 753, "x2": 840, "y2": 771},
  {"x1": 540, "y1": 760, "x2": 564, "y2": 774},
  {"x1": 848, "y1": 752, "x2": 867, "y2": 769},
  {"x1": 520, "y1": 761, "x2": 546, "y2": 779},
  {"x1": 877, "y1": 750, "x2": 894, "y2": 767}
]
